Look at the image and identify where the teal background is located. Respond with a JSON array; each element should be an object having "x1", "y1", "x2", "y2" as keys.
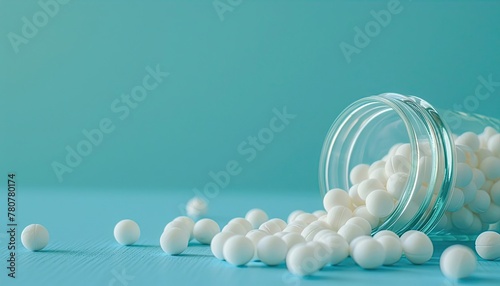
[{"x1": 1, "y1": 0, "x2": 500, "y2": 193}]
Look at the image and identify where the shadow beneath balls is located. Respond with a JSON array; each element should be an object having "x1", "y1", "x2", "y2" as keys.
[
  {"x1": 127, "y1": 244, "x2": 159, "y2": 248},
  {"x1": 178, "y1": 253, "x2": 213, "y2": 258},
  {"x1": 245, "y1": 263, "x2": 288, "y2": 269},
  {"x1": 37, "y1": 249, "x2": 84, "y2": 255}
]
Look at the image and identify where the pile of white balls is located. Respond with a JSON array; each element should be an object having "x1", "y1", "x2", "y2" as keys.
[{"x1": 344, "y1": 127, "x2": 500, "y2": 234}]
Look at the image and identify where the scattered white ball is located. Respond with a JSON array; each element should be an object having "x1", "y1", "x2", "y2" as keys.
[
  {"x1": 186, "y1": 196, "x2": 208, "y2": 218},
  {"x1": 287, "y1": 210, "x2": 305, "y2": 224},
  {"x1": 317, "y1": 234, "x2": 349, "y2": 265},
  {"x1": 286, "y1": 243, "x2": 325, "y2": 276},
  {"x1": 345, "y1": 217, "x2": 372, "y2": 236},
  {"x1": 326, "y1": 205, "x2": 352, "y2": 231},
  {"x1": 386, "y1": 172, "x2": 408, "y2": 200},
  {"x1": 210, "y1": 231, "x2": 235, "y2": 260},
  {"x1": 350, "y1": 164, "x2": 370, "y2": 185},
  {"x1": 257, "y1": 235, "x2": 288, "y2": 266},
  {"x1": 228, "y1": 217, "x2": 253, "y2": 233},
  {"x1": 193, "y1": 218, "x2": 220, "y2": 244},
  {"x1": 376, "y1": 235, "x2": 402, "y2": 265},
  {"x1": 487, "y1": 133, "x2": 500, "y2": 156},
  {"x1": 160, "y1": 227, "x2": 189, "y2": 255},
  {"x1": 365, "y1": 189, "x2": 395, "y2": 218},
  {"x1": 401, "y1": 231, "x2": 433, "y2": 264},
  {"x1": 338, "y1": 223, "x2": 364, "y2": 243},
  {"x1": 475, "y1": 231, "x2": 500, "y2": 260},
  {"x1": 456, "y1": 163, "x2": 473, "y2": 188},
  {"x1": 281, "y1": 232, "x2": 306, "y2": 251},
  {"x1": 223, "y1": 235, "x2": 255, "y2": 266},
  {"x1": 440, "y1": 245, "x2": 477, "y2": 279},
  {"x1": 358, "y1": 178, "x2": 385, "y2": 201},
  {"x1": 352, "y1": 238, "x2": 385, "y2": 269},
  {"x1": 21, "y1": 224, "x2": 49, "y2": 251},
  {"x1": 479, "y1": 156, "x2": 500, "y2": 180},
  {"x1": 114, "y1": 219, "x2": 140, "y2": 246},
  {"x1": 245, "y1": 209, "x2": 269, "y2": 229},
  {"x1": 323, "y1": 188, "x2": 351, "y2": 210}
]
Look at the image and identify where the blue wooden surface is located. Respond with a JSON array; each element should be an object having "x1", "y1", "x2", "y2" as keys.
[{"x1": 1, "y1": 189, "x2": 500, "y2": 286}]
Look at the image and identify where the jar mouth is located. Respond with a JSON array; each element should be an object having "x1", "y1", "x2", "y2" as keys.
[{"x1": 319, "y1": 93, "x2": 456, "y2": 235}]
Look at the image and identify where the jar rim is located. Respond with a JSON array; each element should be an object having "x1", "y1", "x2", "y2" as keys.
[{"x1": 319, "y1": 93, "x2": 456, "y2": 235}]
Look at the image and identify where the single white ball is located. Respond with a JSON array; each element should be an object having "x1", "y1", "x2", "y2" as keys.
[
  {"x1": 353, "y1": 206, "x2": 380, "y2": 229},
  {"x1": 479, "y1": 156, "x2": 500, "y2": 180},
  {"x1": 395, "y1": 143, "x2": 412, "y2": 160},
  {"x1": 338, "y1": 223, "x2": 365, "y2": 244},
  {"x1": 345, "y1": 217, "x2": 372, "y2": 236},
  {"x1": 257, "y1": 235, "x2": 288, "y2": 266},
  {"x1": 21, "y1": 224, "x2": 49, "y2": 251},
  {"x1": 160, "y1": 227, "x2": 189, "y2": 255},
  {"x1": 222, "y1": 223, "x2": 246, "y2": 235},
  {"x1": 475, "y1": 231, "x2": 500, "y2": 260},
  {"x1": 386, "y1": 172, "x2": 409, "y2": 200},
  {"x1": 447, "y1": 188, "x2": 465, "y2": 212},
  {"x1": 385, "y1": 155, "x2": 411, "y2": 176},
  {"x1": 294, "y1": 213, "x2": 318, "y2": 225},
  {"x1": 358, "y1": 178, "x2": 385, "y2": 201},
  {"x1": 373, "y1": 230, "x2": 399, "y2": 240},
  {"x1": 366, "y1": 189, "x2": 395, "y2": 218},
  {"x1": 323, "y1": 188, "x2": 351, "y2": 210},
  {"x1": 114, "y1": 219, "x2": 140, "y2": 246},
  {"x1": 451, "y1": 208, "x2": 474, "y2": 230},
  {"x1": 487, "y1": 133, "x2": 500, "y2": 156},
  {"x1": 491, "y1": 181, "x2": 500, "y2": 205},
  {"x1": 456, "y1": 163, "x2": 474, "y2": 188},
  {"x1": 171, "y1": 216, "x2": 195, "y2": 239},
  {"x1": 210, "y1": 231, "x2": 235, "y2": 260},
  {"x1": 228, "y1": 217, "x2": 253, "y2": 233},
  {"x1": 313, "y1": 210, "x2": 327, "y2": 218},
  {"x1": 326, "y1": 205, "x2": 353, "y2": 231},
  {"x1": 286, "y1": 243, "x2": 321, "y2": 276},
  {"x1": 223, "y1": 235, "x2": 255, "y2": 266},
  {"x1": 301, "y1": 221, "x2": 330, "y2": 242},
  {"x1": 468, "y1": 190, "x2": 491, "y2": 214},
  {"x1": 440, "y1": 245, "x2": 477, "y2": 279},
  {"x1": 349, "y1": 184, "x2": 365, "y2": 207},
  {"x1": 245, "y1": 209, "x2": 269, "y2": 229},
  {"x1": 283, "y1": 220, "x2": 307, "y2": 233},
  {"x1": 186, "y1": 197, "x2": 208, "y2": 218},
  {"x1": 259, "y1": 219, "x2": 285, "y2": 235},
  {"x1": 349, "y1": 236, "x2": 371, "y2": 257},
  {"x1": 282, "y1": 232, "x2": 306, "y2": 251},
  {"x1": 317, "y1": 234, "x2": 349, "y2": 265},
  {"x1": 456, "y1": 132, "x2": 481, "y2": 151},
  {"x1": 478, "y1": 203, "x2": 500, "y2": 224},
  {"x1": 350, "y1": 164, "x2": 370, "y2": 185},
  {"x1": 193, "y1": 218, "x2": 220, "y2": 244},
  {"x1": 376, "y1": 235, "x2": 402, "y2": 265},
  {"x1": 401, "y1": 231, "x2": 433, "y2": 264},
  {"x1": 352, "y1": 238, "x2": 385, "y2": 269},
  {"x1": 287, "y1": 210, "x2": 305, "y2": 224}
]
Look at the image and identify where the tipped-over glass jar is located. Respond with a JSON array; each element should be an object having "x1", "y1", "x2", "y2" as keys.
[{"x1": 319, "y1": 93, "x2": 500, "y2": 240}]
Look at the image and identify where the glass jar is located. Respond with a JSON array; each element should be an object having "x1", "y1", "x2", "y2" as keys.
[{"x1": 319, "y1": 93, "x2": 500, "y2": 240}]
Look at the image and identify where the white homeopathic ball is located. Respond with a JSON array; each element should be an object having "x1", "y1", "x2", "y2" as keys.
[
  {"x1": 114, "y1": 219, "x2": 140, "y2": 245},
  {"x1": 440, "y1": 245, "x2": 477, "y2": 279},
  {"x1": 21, "y1": 224, "x2": 49, "y2": 251}
]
